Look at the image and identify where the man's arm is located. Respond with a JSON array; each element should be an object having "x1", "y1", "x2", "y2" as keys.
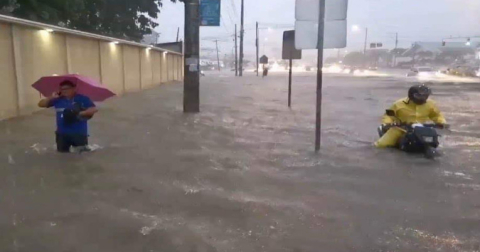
[
  {"x1": 38, "y1": 93, "x2": 59, "y2": 108},
  {"x1": 381, "y1": 104, "x2": 397, "y2": 125},
  {"x1": 429, "y1": 104, "x2": 447, "y2": 125},
  {"x1": 79, "y1": 107, "x2": 98, "y2": 117},
  {"x1": 78, "y1": 97, "x2": 98, "y2": 118}
]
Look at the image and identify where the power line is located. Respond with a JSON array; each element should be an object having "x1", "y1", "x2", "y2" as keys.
[
  {"x1": 224, "y1": 2, "x2": 236, "y2": 27},
  {"x1": 220, "y1": 16, "x2": 231, "y2": 33},
  {"x1": 230, "y1": 0, "x2": 238, "y2": 18}
]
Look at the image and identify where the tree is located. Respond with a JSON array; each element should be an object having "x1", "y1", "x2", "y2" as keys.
[
  {"x1": 325, "y1": 57, "x2": 339, "y2": 64},
  {"x1": 343, "y1": 52, "x2": 365, "y2": 67},
  {"x1": 0, "y1": 0, "x2": 178, "y2": 41}
]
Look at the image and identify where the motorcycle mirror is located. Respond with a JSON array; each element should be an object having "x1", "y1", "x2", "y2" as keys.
[{"x1": 386, "y1": 110, "x2": 396, "y2": 117}]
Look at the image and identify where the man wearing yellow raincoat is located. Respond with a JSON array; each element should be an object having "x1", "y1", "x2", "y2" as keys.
[{"x1": 375, "y1": 85, "x2": 447, "y2": 148}]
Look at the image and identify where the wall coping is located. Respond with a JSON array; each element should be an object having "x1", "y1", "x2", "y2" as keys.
[{"x1": 0, "y1": 14, "x2": 183, "y2": 56}]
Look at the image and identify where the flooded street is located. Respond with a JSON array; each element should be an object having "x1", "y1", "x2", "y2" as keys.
[{"x1": 1, "y1": 71, "x2": 480, "y2": 251}]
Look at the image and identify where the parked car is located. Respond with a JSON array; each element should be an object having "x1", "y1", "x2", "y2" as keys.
[{"x1": 406, "y1": 66, "x2": 435, "y2": 77}]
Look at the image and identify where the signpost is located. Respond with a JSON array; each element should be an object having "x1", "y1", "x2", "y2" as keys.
[
  {"x1": 200, "y1": 0, "x2": 221, "y2": 26},
  {"x1": 282, "y1": 30, "x2": 302, "y2": 107},
  {"x1": 294, "y1": 0, "x2": 349, "y2": 151}
]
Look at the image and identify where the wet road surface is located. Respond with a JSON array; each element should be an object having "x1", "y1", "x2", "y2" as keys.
[{"x1": 1, "y1": 71, "x2": 479, "y2": 251}]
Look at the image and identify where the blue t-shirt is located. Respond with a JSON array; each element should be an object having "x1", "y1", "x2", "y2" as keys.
[{"x1": 49, "y1": 94, "x2": 95, "y2": 135}]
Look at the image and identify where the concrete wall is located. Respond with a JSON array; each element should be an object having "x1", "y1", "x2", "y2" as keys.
[
  {"x1": 152, "y1": 51, "x2": 162, "y2": 86},
  {"x1": 99, "y1": 41, "x2": 124, "y2": 95},
  {"x1": 0, "y1": 23, "x2": 18, "y2": 119},
  {"x1": 161, "y1": 53, "x2": 168, "y2": 83},
  {"x1": 140, "y1": 48, "x2": 154, "y2": 89},
  {"x1": 123, "y1": 45, "x2": 141, "y2": 92},
  {"x1": 13, "y1": 25, "x2": 68, "y2": 115},
  {"x1": 0, "y1": 19, "x2": 183, "y2": 121}
]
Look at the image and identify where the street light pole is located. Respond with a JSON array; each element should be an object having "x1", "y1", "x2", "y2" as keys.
[
  {"x1": 235, "y1": 24, "x2": 238, "y2": 76},
  {"x1": 215, "y1": 40, "x2": 221, "y2": 71},
  {"x1": 183, "y1": 0, "x2": 200, "y2": 113},
  {"x1": 239, "y1": 0, "x2": 244, "y2": 76},
  {"x1": 315, "y1": 0, "x2": 326, "y2": 151},
  {"x1": 256, "y1": 22, "x2": 259, "y2": 77}
]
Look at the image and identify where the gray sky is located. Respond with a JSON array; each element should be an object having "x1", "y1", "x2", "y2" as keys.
[{"x1": 155, "y1": 0, "x2": 480, "y2": 63}]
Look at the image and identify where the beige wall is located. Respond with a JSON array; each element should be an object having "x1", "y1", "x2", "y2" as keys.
[
  {"x1": 68, "y1": 36, "x2": 101, "y2": 81},
  {"x1": 152, "y1": 51, "x2": 162, "y2": 86},
  {"x1": 161, "y1": 53, "x2": 168, "y2": 83},
  {"x1": 13, "y1": 25, "x2": 68, "y2": 115},
  {"x1": 176, "y1": 55, "x2": 182, "y2": 80},
  {"x1": 174, "y1": 55, "x2": 179, "y2": 80},
  {"x1": 123, "y1": 45, "x2": 141, "y2": 92},
  {"x1": 167, "y1": 54, "x2": 173, "y2": 81},
  {"x1": 100, "y1": 41, "x2": 124, "y2": 95},
  {"x1": 0, "y1": 23, "x2": 17, "y2": 120},
  {"x1": 0, "y1": 20, "x2": 183, "y2": 121},
  {"x1": 140, "y1": 48, "x2": 153, "y2": 89}
]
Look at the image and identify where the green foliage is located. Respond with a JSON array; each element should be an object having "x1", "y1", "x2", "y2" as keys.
[
  {"x1": 343, "y1": 52, "x2": 366, "y2": 67},
  {"x1": 0, "y1": 0, "x2": 180, "y2": 41}
]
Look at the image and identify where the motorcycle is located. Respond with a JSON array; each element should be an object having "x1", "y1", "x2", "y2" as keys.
[{"x1": 378, "y1": 110, "x2": 445, "y2": 159}]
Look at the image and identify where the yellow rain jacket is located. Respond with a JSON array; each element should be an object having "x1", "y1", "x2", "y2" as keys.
[{"x1": 375, "y1": 97, "x2": 446, "y2": 148}]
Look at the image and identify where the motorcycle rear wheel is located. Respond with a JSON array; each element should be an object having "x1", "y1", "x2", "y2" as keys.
[{"x1": 424, "y1": 146, "x2": 436, "y2": 159}]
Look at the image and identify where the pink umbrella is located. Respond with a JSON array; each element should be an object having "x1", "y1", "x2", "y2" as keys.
[{"x1": 32, "y1": 74, "x2": 115, "y2": 102}]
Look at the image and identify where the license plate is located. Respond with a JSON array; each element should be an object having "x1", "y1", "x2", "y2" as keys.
[{"x1": 423, "y1": 136, "x2": 434, "y2": 143}]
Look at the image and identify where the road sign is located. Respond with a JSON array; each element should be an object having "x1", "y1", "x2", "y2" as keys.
[
  {"x1": 295, "y1": 20, "x2": 347, "y2": 49},
  {"x1": 370, "y1": 43, "x2": 376, "y2": 49},
  {"x1": 282, "y1": 30, "x2": 302, "y2": 60},
  {"x1": 296, "y1": 0, "x2": 348, "y2": 21},
  {"x1": 200, "y1": 0, "x2": 221, "y2": 26},
  {"x1": 294, "y1": 0, "x2": 349, "y2": 50},
  {"x1": 260, "y1": 55, "x2": 268, "y2": 64}
]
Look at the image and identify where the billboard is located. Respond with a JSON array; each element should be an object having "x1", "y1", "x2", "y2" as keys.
[{"x1": 200, "y1": 0, "x2": 221, "y2": 26}]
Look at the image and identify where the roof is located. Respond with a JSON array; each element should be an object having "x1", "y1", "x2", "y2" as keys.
[{"x1": 402, "y1": 41, "x2": 478, "y2": 57}]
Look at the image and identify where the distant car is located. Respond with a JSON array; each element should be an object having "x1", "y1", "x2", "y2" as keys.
[
  {"x1": 446, "y1": 65, "x2": 478, "y2": 77},
  {"x1": 406, "y1": 66, "x2": 435, "y2": 77}
]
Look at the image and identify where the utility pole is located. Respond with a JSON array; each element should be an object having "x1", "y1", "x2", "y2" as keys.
[
  {"x1": 393, "y1": 32, "x2": 398, "y2": 67},
  {"x1": 215, "y1": 40, "x2": 221, "y2": 71},
  {"x1": 256, "y1": 22, "x2": 259, "y2": 76},
  {"x1": 235, "y1": 24, "x2": 238, "y2": 76},
  {"x1": 183, "y1": 0, "x2": 200, "y2": 113},
  {"x1": 288, "y1": 53, "x2": 292, "y2": 107},
  {"x1": 363, "y1": 28, "x2": 368, "y2": 55},
  {"x1": 239, "y1": 0, "x2": 244, "y2": 76},
  {"x1": 315, "y1": 0, "x2": 326, "y2": 151},
  {"x1": 176, "y1": 27, "x2": 180, "y2": 42}
]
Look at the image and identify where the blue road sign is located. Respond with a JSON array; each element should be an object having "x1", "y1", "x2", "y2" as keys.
[{"x1": 200, "y1": 0, "x2": 221, "y2": 26}]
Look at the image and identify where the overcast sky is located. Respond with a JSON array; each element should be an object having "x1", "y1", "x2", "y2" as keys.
[{"x1": 155, "y1": 0, "x2": 480, "y2": 63}]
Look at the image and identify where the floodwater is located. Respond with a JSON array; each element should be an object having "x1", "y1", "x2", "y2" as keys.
[{"x1": 0, "y1": 71, "x2": 479, "y2": 251}]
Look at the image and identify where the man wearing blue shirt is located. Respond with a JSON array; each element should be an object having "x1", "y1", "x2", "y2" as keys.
[{"x1": 38, "y1": 81, "x2": 98, "y2": 153}]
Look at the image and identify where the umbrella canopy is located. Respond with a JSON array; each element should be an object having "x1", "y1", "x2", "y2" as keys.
[{"x1": 32, "y1": 74, "x2": 115, "y2": 102}]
